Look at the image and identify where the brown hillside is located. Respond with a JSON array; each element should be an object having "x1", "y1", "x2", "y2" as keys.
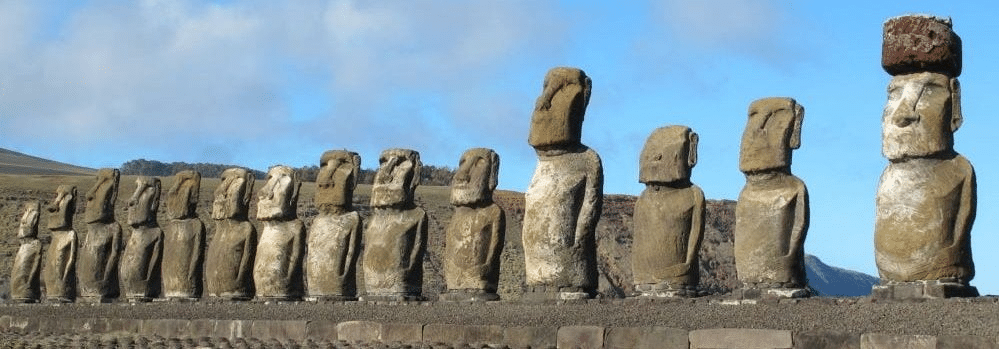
[{"x1": 0, "y1": 148, "x2": 96, "y2": 176}]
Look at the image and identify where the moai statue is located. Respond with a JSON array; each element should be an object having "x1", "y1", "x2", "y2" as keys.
[
  {"x1": 632, "y1": 126, "x2": 705, "y2": 298},
  {"x1": 734, "y1": 97, "x2": 810, "y2": 299},
  {"x1": 523, "y1": 67, "x2": 603, "y2": 300},
  {"x1": 162, "y1": 170, "x2": 206, "y2": 300},
  {"x1": 307, "y1": 150, "x2": 362, "y2": 301},
  {"x1": 361, "y1": 149, "x2": 428, "y2": 301},
  {"x1": 205, "y1": 168, "x2": 257, "y2": 300},
  {"x1": 873, "y1": 15, "x2": 978, "y2": 299},
  {"x1": 10, "y1": 201, "x2": 43, "y2": 303},
  {"x1": 77, "y1": 168, "x2": 122, "y2": 302},
  {"x1": 119, "y1": 176, "x2": 164, "y2": 302},
  {"x1": 441, "y1": 148, "x2": 506, "y2": 302},
  {"x1": 42, "y1": 185, "x2": 78, "y2": 302},
  {"x1": 253, "y1": 165, "x2": 305, "y2": 301}
]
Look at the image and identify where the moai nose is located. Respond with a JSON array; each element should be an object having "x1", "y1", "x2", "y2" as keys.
[{"x1": 891, "y1": 99, "x2": 919, "y2": 128}]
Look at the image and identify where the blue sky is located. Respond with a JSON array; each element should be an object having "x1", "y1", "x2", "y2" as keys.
[{"x1": 3, "y1": 0, "x2": 999, "y2": 294}]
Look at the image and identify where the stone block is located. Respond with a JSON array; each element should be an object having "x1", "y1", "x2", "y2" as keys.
[
  {"x1": 794, "y1": 331, "x2": 860, "y2": 349},
  {"x1": 605, "y1": 327, "x2": 687, "y2": 349},
  {"x1": 214, "y1": 319, "x2": 252, "y2": 339},
  {"x1": 142, "y1": 319, "x2": 191, "y2": 338},
  {"x1": 72, "y1": 318, "x2": 109, "y2": 335},
  {"x1": 337, "y1": 320, "x2": 382, "y2": 343},
  {"x1": 557, "y1": 326, "x2": 604, "y2": 349},
  {"x1": 937, "y1": 335, "x2": 998, "y2": 349},
  {"x1": 188, "y1": 319, "x2": 216, "y2": 338},
  {"x1": 0, "y1": 315, "x2": 10, "y2": 331},
  {"x1": 424, "y1": 323, "x2": 464, "y2": 344},
  {"x1": 8, "y1": 316, "x2": 39, "y2": 334},
  {"x1": 505, "y1": 326, "x2": 557, "y2": 349},
  {"x1": 860, "y1": 333, "x2": 936, "y2": 349},
  {"x1": 250, "y1": 320, "x2": 307, "y2": 342},
  {"x1": 381, "y1": 323, "x2": 423, "y2": 344},
  {"x1": 465, "y1": 325, "x2": 504, "y2": 346},
  {"x1": 107, "y1": 318, "x2": 143, "y2": 335},
  {"x1": 306, "y1": 320, "x2": 338, "y2": 341},
  {"x1": 690, "y1": 328, "x2": 792, "y2": 349}
]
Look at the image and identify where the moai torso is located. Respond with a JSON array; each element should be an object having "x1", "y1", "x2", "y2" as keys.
[
  {"x1": 362, "y1": 149, "x2": 428, "y2": 300},
  {"x1": 443, "y1": 148, "x2": 506, "y2": 300},
  {"x1": 307, "y1": 150, "x2": 363, "y2": 300},
  {"x1": 522, "y1": 67, "x2": 602, "y2": 299},
  {"x1": 162, "y1": 170, "x2": 206, "y2": 299},
  {"x1": 253, "y1": 165, "x2": 305, "y2": 301},
  {"x1": 42, "y1": 185, "x2": 78, "y2": 302},
  {"x1": 734, "y1": 98, "x2": 809, "y2": 291},
  {"x1": 11, "y1": 202, "x2": 43, "y2": 302},
  {"x1": 631, "y1": 126, "x2": 705, "y2": 294},
  {"x1": 77, "y1": 168, "x2": 123, "y2": 301},
  {"x1": 205, "y1": 168, "x2": 257, "y2": 300},
  {"x1": 119, "y1": 177, "x2": 164, "y2": 301}
]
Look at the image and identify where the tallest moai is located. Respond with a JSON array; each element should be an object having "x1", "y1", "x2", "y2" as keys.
[{"x1": 874, "y1": 15, "x2": 978, "y2": 299}]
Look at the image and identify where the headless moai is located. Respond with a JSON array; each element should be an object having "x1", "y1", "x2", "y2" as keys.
[
  {"x1": 119, "y1": 176, "x2": 164, "y2": 302},
  {"x1": 632, "y1": 126, "x2": 705, "y2": 298},
  {"x1": 205, "y1": 168, "x2": 257, "y2": 300},
  {"x1": 734, "y1": 97, "x2": 810, "y2": 299},
  {"x1": 873, "y1": 15, "x2": 978, "y2": 299},
  {"x1": 441, "y1": 148, "x2": 506, "y2": 302},
  {"x1": 42, "y1": 185, "x2": 78, "y2": 302},
  {"x1": 307, "y1": 150, "x2": 363, "y2": 301},
  {"x1": 10, "y1": 201, "x2": 43, "y2": 303},
  {"x1": 253, "y1": 165, "x2": 305, "y2": 301},
  {"x1": 77, "y1": 168, "x2": 122, "y2": 302},
  {"x1": 361, "y1": 149, "x2": 428, "y2": 301},
  {"x1": 162, "y1": 170, "x2": 206, "y2": 300},
  {"x1": 523, "y1": 67, "x2": 603, "y2": 300}
]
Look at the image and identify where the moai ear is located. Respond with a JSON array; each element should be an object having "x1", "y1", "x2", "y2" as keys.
[
  {"x1": 290, "y1": 170, "x2": 301, "y2": 209},
  {"x1": 789, "y1": 103, "x2": 804, "y2": 150},
  {"x1": 687, "y1": 131, "x2": 699, "y2": 168},
  {"x1": 151, "y1": 178, "x2": 162, "y2": 213},
  {"x1": 409, "y1": 152, "x2": 422, "y2": 193},
  {"x1": 488, "y1": 150, "x2": 500, "y2": 191},
  {"x1": 950, "y1": 78, "x2": 963, "y2": 132},
  {"x1": 109, "y1": 169, "x2": 121, "y2": 203},
  {"x1": 350, "y1": 153, "x2": 362, "y2": 189},
  {"x1": 242, "y1": 171, "x2": 255, "y2": 207}
]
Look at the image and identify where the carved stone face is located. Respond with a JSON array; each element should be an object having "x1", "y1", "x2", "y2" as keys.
[
  {"x1": 165, "y1": 170, "x2": 201, "y2": 220},
  {"x1": 528, "y1": 67, "x2": 592, "y2": 150},
  {"x1": 85, "y1": 168, "x2": 120, "y2": 223},
  {"x1": 47, "y1": 185, "x2": 77, "y2": 230},
  {"x1": 315, "y1": 150, "x2": 360, "y2": 211},
  {"x1": 639, "y1": 126, "x2": 697, "y2": 185},
  {"x1": 18, "y1": 201, "x2": 40, "y2": 238},
  {"x1": 127, "y1": 176, "x2": 161, "y2": 226},
  {"x1": 451, "y1": 148, "x2": 499, "y2": 206},
  {"x1": 739, "y1": 97, "x2": 804, "y2": 173},
  {"x1": 212, "y1": 168, "x2": 254, "y2": 220},
  {"x1": 256, "y1": 165, "x2": 300, "y2": 221},
  {"x1": 882, "y1": 72, "x2": 961, "y2": 161},
  {"x1": 370, "y1": 149, "x2": 421, "y2": 208}
]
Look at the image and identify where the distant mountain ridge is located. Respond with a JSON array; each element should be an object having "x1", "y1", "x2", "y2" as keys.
[
  {"x1": 0, "y1": 148, "x2": 95, "y2": 176},
  {"x1": 806, "y1": 254, "x2": 880, "y2": 297}
]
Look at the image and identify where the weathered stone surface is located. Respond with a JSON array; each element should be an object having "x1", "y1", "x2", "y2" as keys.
[
  {"x1": 860, "y1": 333, "x2": 936, "y2": 349},
  {"x1": 381, "y1": 323, "x2": 423, "y2": 344},
  {"x1": 558, "y1": 325, "x2": 604, "y2": 349},
  {"x1": 78, "y1": 169, "x2": 122, "y2": 302},
  {"x1": 362, "y1": 149, "x2": 428, "y2": 300},
  {"x1": 42, "y1": 185, "x2": 78, "y2": 302},
  {"x1": 214, "y1": 319, "x2": 252, "y2": 339},
  {"x1": 466, "y1": 325, "x2": 505, "y2": 346},
  {"x1": 524, "y1": 68, "x2": 602, "y2": 300},
  {"x1": 250, "y1": 320, "x2": 307, "y2": 342},
  {"x1": 443, "y1": 148, "x2": 506, "y2": 300},
  {"x1": 120, "y1": 176, "x2": 164, "y2": 302},
  {"x1": 424, "y1": 323, "x2": 463, "y2": 344},
  {"x1": 632, "y1": 126, "x2": 705, "y2": 295},
  {"x1": 875, "y1": 71, "x2": 975, "y2": 289},
  {"x1": 107, "y1": 318, "x2": 143, "y2": 335},
  {"x1": 794, "y1": 331, "x2": 860, "y2": 349},
  {"x1": 188, "y1": 319, "x2": 216, "y2": 338},
  {"x1": 10, "y1": 201, "x2": 42, "y2": 302},
  {"x1": 690, "y1": 328, "x2": 792, "y2": 349},
  {"x1": 336, "y1": 321, "x2": 382, "y2": 342},
  {"x1": 142, "y1": 319, "x2": 190, "y2": 338},
  {"x1": 254, "y1": 165, "x2": 305, "y2": 301},
  {"x1": 605, "y1": 326, "x2": 688, "y2": 349},
  {"x1": 163, "y1": 170, "x2": 206, "y2": 300},
  {"x1": 735, "y1": 97, "x2": 809, "y2": 292},
  {"x1": 883, "y1": 15, "x2": 961, "y2": 77},
  {"x1": 505, "y1": 326, "x2": 558, "y2": 349},
  {"x1": 205, "y1": 168, "x2": 257, "y2": 300},
  {"x1": 305, "y1": 320, "x2": 338, "y2": 341},
  {"x1": 307, "y1": 150, "x2": 362, "y2": 301}
]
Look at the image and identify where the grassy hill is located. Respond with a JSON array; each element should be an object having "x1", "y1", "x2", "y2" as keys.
[{"x1": 0, "y1": 148, "x2": 95, "y2": 176}]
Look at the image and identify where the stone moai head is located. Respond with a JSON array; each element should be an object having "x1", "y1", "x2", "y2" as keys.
[
  {"x1": 212, "y1": 168, "x2": 255, "y2": 220},
  {"x1": 84, "y1": 168, "x2": 120, "y2": 223},
  {"x1": 881, "y1": 15, "x2": 962, "y2": 161},
  {"x1": 165, "y1": 170, "x2": 201, "y2": 220},
  {"x1": 739, "y1": 98, "x2": 804, "y2": 173},
  {"x1": 639, "y1": 125, "x2": 698, "y2": 185},
  {"x1": 127, "y1": 176, "x2": 161, "y2": 226},
  {"x1": 315, "y1": 150, "x2": 361, "y2": 212},
  {"x1": 451, "y1": 148, "x2": 500, "y2": 206},
  {"x1": 370, "y1": 149, "x2": 421, "y2": 208},
  {"x1": 528, "y1": 67, "x2": 592, "y2": 151},
  {"x1": 18, "y1": 201, "x2": 41, "y2": 239},
  {"x1": 256, "y1": 165, "x2": 301, "y2": 221},
  {"x1": 47, "y1": 185, "x2": 77, "y2": 230}
]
